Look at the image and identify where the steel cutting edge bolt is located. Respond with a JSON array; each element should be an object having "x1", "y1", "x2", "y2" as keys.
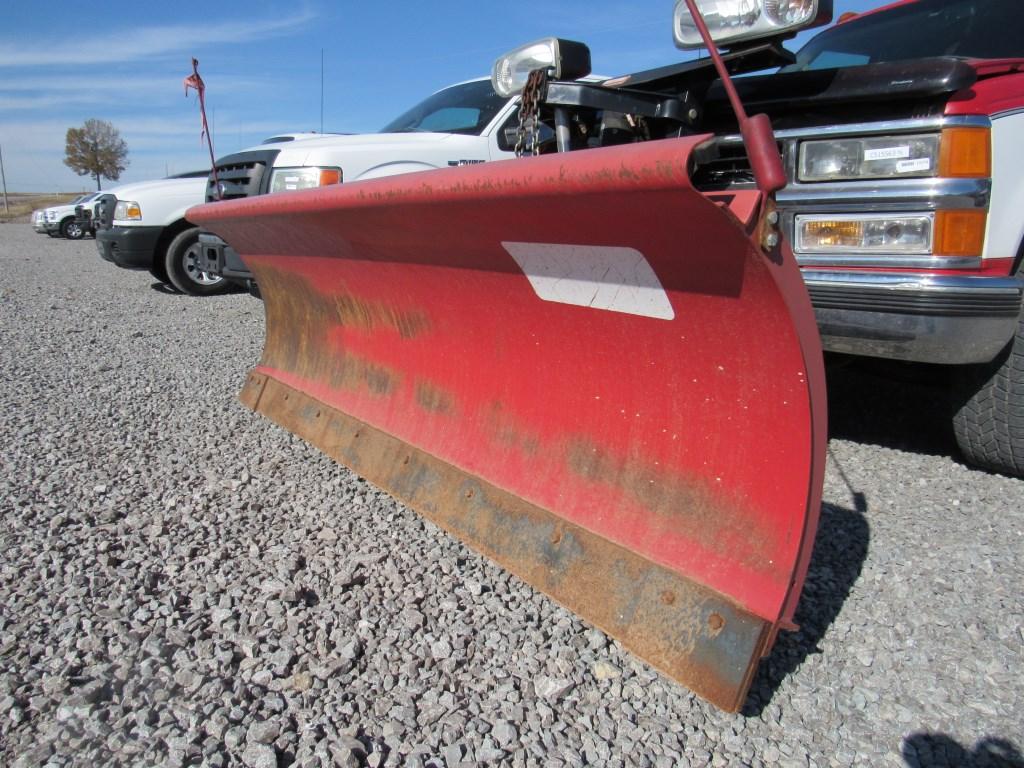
[
  {"x1": 766, "y1": 211, "x2": 780, "y2": 225},
  {"x1": 764, "y1": 232, "x2": 780, "y2": 248}
]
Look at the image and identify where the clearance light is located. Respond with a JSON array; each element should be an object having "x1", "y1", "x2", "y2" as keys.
[
  {"x1": 269, "y1": 166, "x2": 343, "y2": 194},
  {"x1": 796, "y1": 214, "x2": 933, "y2": 254}
]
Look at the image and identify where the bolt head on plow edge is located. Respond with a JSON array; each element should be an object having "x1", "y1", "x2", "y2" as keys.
[{"x1": 188, "y1": 133, "x2": 827, "y2": 712}]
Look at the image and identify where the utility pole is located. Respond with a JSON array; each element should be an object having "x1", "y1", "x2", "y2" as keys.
[
  {"x1": 0, "y1": 144, "x2": 9, "y2": 214},
  {"x1": 320, "y1": 49, "x2": 324, "y2": 134}
]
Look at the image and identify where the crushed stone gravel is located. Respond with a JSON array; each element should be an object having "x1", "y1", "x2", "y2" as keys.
[{"x1": 0, "y1": 224, "x2": 1021, "y2": 767}]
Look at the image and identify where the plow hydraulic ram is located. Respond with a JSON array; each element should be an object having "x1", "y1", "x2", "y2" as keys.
[{"x1": 190, "y1": 133, "x2": 826, "y2": 712}]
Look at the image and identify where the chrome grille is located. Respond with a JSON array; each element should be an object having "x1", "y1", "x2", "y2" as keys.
[{"x1": 206, "y1": 149, "x2": 280, "y2": 202}]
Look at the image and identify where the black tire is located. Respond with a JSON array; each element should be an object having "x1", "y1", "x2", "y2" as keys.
[
  {"x1": 951, "y1": 311, "x2": 1024, "y2": 476},
  {"x1": 60, "y1": 218, "x2": 84, "y2": 240},
  {"x1": 163, "y1": 227, "x2": 227, "y2": 296}
]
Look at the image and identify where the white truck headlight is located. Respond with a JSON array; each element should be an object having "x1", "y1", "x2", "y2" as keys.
[
  {"x1": 795, "y1": 213, "x2": 933, "y2": 254},
  {"x1": 491, "y1": 38, "x2": 592, "y2": 97},
  {"x1": 268, "y1": 167, "x2": 342, "y2": 194},
  {"x1": 673, "y1": 0, "x2": 832, "y2": 50},
  {"x1": 114, "y1": 200, "x2": 142, "y2": 221},
  {"x1": 798, "y1": 134, "x2": 940, "y2": 182}
]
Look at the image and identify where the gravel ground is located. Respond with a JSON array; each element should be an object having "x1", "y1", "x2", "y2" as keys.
[{"x1": 1, "y1": 223, "x2": 1021, "y2": 768}]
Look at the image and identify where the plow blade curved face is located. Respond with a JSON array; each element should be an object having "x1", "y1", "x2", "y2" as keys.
[{"x1": 189, "y1": 135, "x2": 826, "y2": 712}]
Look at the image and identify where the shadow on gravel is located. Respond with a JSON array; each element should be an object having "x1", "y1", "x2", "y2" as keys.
[
  {"x1": 741, "y1": 500, "x2": 870, "y2": 717},
  {"x1": 825, "y1": 355, "x2": 959, "y2": 459},
  {"x1": 902, "y1": 733, "x2": 1024, "y2": 768},
  {"x1": 149, "y1": 281, "x2": 247, "y2": 296}
]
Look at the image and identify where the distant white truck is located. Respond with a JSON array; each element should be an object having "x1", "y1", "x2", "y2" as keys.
[
  {"x1": 41, "y1": 193, "x2": 101, "y2": 239},
  {"x1": 198, "y1": 79, "x2": 524, "y2": 290},
  {"x1": 31, "y1": 208, "x2": 48, "y2": 233}
]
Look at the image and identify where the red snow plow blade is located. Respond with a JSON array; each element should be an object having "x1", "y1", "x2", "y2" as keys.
[{"x1": 189, "y1": 135, "x2": 825, "y2": 712}]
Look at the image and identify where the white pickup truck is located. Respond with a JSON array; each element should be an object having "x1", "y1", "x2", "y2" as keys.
[
  {"x1": 93, "y1": 172, "x2": 225, "y2": 295},
  {"x1": 94, "y1": 138, "x2": 341, "y2": 295},
  {"x1": 197, "y1": 78, "x2": 523, "y2": 290}
]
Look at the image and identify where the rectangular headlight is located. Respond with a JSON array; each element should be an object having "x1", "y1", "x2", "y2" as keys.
[
  {"x1": 795, "y1": 214, "x2": 933, "y2": 254},
  {"x1": 673, "y1": 0, "x2": 832, "y2": 50},
  {"x1": 798, "y1": 134, "x2": 940, "y2": 182},
  {"x1": 269, "y1": 167, "x2": 342, "y2": 194},
  {"x1": 114, "y1": 201, "x2": 142, "y2": 221},
  {"x1": 491, "y1": 38, "x2": 592, "y2": 98}
]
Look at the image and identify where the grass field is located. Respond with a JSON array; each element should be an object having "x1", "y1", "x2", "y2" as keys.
[{"x1": 0, "y1": 193, "x2": 84, "y2": 223}]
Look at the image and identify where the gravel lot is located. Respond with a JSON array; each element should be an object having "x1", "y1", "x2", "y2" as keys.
[{"x1": 1, "y1": 223, "x2": 1021, "y2": 767}]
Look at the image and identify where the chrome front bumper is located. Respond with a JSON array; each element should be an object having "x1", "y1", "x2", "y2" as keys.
[{"x1": 804, "y1": 270, "x2": 1023, "y2": 364}]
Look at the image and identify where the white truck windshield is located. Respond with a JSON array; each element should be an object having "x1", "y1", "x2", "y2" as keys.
[{"x1": 381, "y1": 80, "x2": 510, "y2": 135}]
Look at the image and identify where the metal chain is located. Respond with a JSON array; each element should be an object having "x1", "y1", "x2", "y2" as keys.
[{"x1": 514, "y1": 70, "x2": 548, "y2": 157}]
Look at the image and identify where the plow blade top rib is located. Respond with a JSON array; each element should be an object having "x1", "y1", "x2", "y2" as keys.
[{"x1": 189, "y1": 134, "x2": 826, "y2": 712}]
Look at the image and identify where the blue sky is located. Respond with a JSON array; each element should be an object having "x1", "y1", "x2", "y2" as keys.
[{"x1": 1, "y1": 0, "x2": 881, "y2": 192}]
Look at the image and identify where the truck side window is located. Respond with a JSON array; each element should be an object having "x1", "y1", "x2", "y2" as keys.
[
  {"x1": 496, "y1": 111, "x2": 555, "y2": 154},
  {"x1": 418, "y1": 107, "x2": 487, "y2": 134}
]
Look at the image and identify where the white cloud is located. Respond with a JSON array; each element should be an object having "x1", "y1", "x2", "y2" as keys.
[
  {"x1": 2, "y1": 143, "x2": 219, "y2": 193},
  {"x1": 0, "y1": 120, "x2": 68, "y2": 153},
  {"x1": 0, "y1": 74, "x2": 266, "y2": 94},
  {"x1": 0, "y1": 114, "x2": 304, "y2": 191},
  {"x1": 0, "y1": 10, "x2": 317, "y2": 67},
  {"x1": 0, "y1": 73, "x2": 273, "y2": 119},
  {"x1": 0, "y1": 115, "x2": 290, "y2": 152},
  {"x1": 0, "y1": 94, "x2": 105, "y2": 110}
]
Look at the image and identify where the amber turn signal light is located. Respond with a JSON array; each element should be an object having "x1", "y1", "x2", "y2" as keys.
[
  {"x1": 939, "y1": 127, "x2": 991, "y2": 178},
  {"x1": 934, "y1": 209, "x2": 987, "y2": 257},
  {"x1": 318, "y1": 169, "x2": 342, "y2": 186}
]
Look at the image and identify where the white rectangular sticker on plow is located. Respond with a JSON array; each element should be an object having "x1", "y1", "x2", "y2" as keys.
[{"x1": 502, "y1": 242, "x2": 675, "y2": 321}]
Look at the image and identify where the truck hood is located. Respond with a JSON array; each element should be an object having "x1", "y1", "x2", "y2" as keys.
[
  {"x1": 106, "y1": 175, "x2": 207, "y2": 202},
  {"x1": 727, "y1": 56, "x2": 977, "y2": 109},
  {"x1": 46, "y1": 195, "x2": 99, "y2": 216},
  {"x1": 968, "y1": 57, "x2": 1024, "y2": 78},
  {"x1": 701, "y1": 56, "x2": 980, "y2": 130},
  {"x1": 261, "y1": 132, "x2": 461, "y2": 167}
]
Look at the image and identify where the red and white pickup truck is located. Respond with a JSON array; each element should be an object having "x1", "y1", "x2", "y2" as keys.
[
  {"x1": 772, "y1": 0, "x2": 1024, "y2": 476},
  {"x1": 494, "y1": 0, "x2": 1024, "y2": 475}
]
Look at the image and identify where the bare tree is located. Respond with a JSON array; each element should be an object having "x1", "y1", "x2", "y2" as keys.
[{"x1": 63, "y1": 119, "x2": 129, "y2": 190}]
